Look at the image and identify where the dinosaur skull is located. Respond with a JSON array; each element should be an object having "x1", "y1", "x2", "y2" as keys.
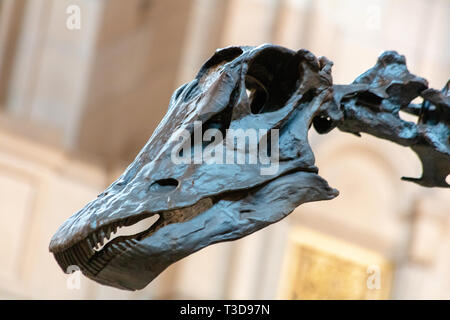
[
  {"x1": 49, "y1": 44, "x2": 450, "y2": 290},
  {"x1": 49, "y1": 45, "x2": 341, "y2": 290}
]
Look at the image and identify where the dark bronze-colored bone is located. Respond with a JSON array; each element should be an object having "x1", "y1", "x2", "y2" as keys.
[
  {"x1": 334, "y1": 52, "x2": 449, "y2": 187},
  {"x1": 49, "y1": 45, "x2": 449, "y2": 290}
]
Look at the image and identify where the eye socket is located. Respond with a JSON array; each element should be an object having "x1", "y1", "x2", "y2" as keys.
[
  {"x1": 244, "y1": 47, "x2": 301, "y2": 114},
  {"x1": 245, "y1": 75, "x2": 268, "y2": 114}
]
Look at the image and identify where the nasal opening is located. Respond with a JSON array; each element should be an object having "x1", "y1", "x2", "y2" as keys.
[{"x1": 149, "y1": 178, "x2": 179, "y2": 193}]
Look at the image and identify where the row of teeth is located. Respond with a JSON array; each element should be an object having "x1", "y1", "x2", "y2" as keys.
[
  {"x1": 55, "y1": 218, "x2": 140, "y2": 276},
  {"x1": 89, "y1": 219, "x2": 124, "y2": 251},
  {"x1": 86, "y1": 219, "x2": 128, "y2": 250},
  {"x1": 55, "y1": 202, "x2": 213, "y2": 276}
]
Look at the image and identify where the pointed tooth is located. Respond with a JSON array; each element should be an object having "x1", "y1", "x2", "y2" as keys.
[
  {"x1": 99, "y1": 230, "x2": 105, "y2": 246},
  {"x1": 96, "y1": 255, "x2": 108, "y2": 265},
  {"x1": 112, "y1": 244, "x2": 122, "y2": 253},
  {"x1": 74, "y1": 245, "x2": 85, "y2": 261},
  {"x1": 56, "y1": 253, "x2": 69, "y2": 271},
  {"x1": 105, "y1": 247, "x2": 115, "y2": 258},
  {"x1": 86, "y1": 237, "x2": 94, "y2": 249},
  {"x1": 58, "y1": 252, "x2": 68, "y2": 269},
  {"x1": 61, "y1": 254, "x2": 71, "y2": 273},
  {"x1": 80, "y1": 261, "x2": 94, "y2": 275},
  {"x1": 88, "y1": 263, "x2": 99, "y2": 273},
  {"x1": 54, "y1": 252, "x2": 62, "y2": 267},
  {"x1": 74, "y1": 246, "x2": 95, "y2": 275},
  {"x1": 92, "y1": 233, "x2": 98, "y2": 246},
  {"x1": 63, "y1": 251, "x2": 73, "y2": 271},
  {"x1": 75, "y1": 246, "x2": 88, "y2": 264},
  {"x1": 126, "y1": 239, "x2": 137, "y2": 247},
  {"x1": 67, "y1": 250, "x2": 76, "y2": 265},
  {"x1": 67, "y1": 250, "x2": 76, "y2": 263},
  {"x1": 71, "y1": 248, "x2": 83, "y2": 269},
  {"x1": 90, "y1": 259, "x2": 104, "y2": 271},
  {"x1": 106, "y1": 226, "x2": 112, "y2": 240},
  {"x1": 81, "y1": 241, "x2": 93, "y2": 258},
  {"x1": 76, "y1": 244, "x2": 88, "y2": 261},
  {"x1": 85, "y1": 240, "x2": 95, "y2": 255}
]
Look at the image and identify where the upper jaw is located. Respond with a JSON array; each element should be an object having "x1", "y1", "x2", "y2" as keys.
[{"x1": 49, "y1": 154, "x2": 320, "y2": 253}]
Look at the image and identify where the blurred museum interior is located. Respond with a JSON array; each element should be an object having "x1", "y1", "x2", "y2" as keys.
[{"x1": 0, "y1": 0, "x2": 449, "y2": 299}]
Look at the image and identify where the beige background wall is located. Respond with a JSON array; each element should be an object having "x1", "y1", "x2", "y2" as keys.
[{"x1": 0, "y1": 0, "x2": 448, "y2": 299}]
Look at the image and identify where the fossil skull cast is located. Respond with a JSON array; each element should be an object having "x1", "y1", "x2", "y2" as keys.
[{"x1": 49, "y1": 44, "x2": 449, "y2": 291}]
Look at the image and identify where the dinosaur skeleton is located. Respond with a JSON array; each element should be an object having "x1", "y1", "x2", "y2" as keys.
[{"x1": 49, "y1": 45, "x2": 449, "y2": 291}]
